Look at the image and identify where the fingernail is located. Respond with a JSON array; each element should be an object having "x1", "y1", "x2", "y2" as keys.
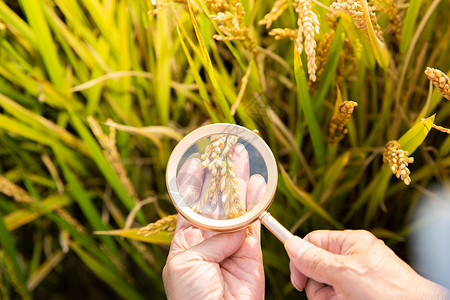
[
  {"x1": 250, "y1": 174, "x2": 266, "y2": 185},
  {"x1": 291, "y1": 274, "x2": 303, "y2": 292},
  {"x1": 285, "y1": 236, "x2": 312, "y2": 260}
]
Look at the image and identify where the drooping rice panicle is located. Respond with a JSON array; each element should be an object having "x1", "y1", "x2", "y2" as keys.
[
  {"x1": 258, "y1": 0, "x2": 290, "y2": 29},
  {"x1": 331, "y1": 0, "x2": 384, "y2": 42},
  {"x1": 193, "y1": 134, "x2": 245, "y2": 219},
  {"x1": 268, "y1": 28, "x2": 297, "y2": 40},
  {"x1": 294, "y1": 0, "x2": 320, "y2": 82},
  {"x1": 329, "y1": 101, "x2": 358, "y2": 143},
  {"x1": 137, "y1": 214, "x2": 178, "y2": 236},
  {"x1": 425, "y1": 67, "x2": 450, "y2": 100},
  {"x1": 383, "y1": 141, "x2": 414, "y2": 185}
]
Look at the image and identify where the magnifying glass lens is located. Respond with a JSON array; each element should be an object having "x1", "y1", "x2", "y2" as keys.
[{"x1": 176, "y1": 134, "x2": 268, "y2": 221}]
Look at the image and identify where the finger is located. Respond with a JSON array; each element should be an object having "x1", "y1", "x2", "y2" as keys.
[
  {"x1": 284, "y1": 236, "x2": 344, "y2": 285},
  {"x1": 230, "y1": 143, "x2": 249, "y2": 210},
  {"x1": 246, "y1": 174, "x2": 266, "y2": 241},
  {"x1": 305, "y1": 279, "x2": 337, "y2": 300},
  {"x1": 289, "y1": 260, "x2": 308, "y2": 291},
  {"x1": 180, "y1": 230, "x2": 246, "y2": 263},
  {"x1": 246, "y1": 174, "x2": 266, "y2": 211},
  {"x1": 177, "y1": 155, "x2": 204, "y2": 208},
  {"x1": 304, "y1": 229, "x2": 378, "y2": 255}
]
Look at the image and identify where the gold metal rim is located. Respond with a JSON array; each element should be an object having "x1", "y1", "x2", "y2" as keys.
[{"x1": 166, "y1": 123, "x2": 278, "y2": 231}]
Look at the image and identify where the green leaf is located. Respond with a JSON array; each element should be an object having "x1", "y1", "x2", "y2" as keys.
[
  {"x1": 280, "y1": 166, "x2": 343, "y2": 229},
  {"x1": 4, "y1": 194, "x2": 71, "y2": 231},
  {"x1": 345, "y1": 116, "x2": 435, "y2": 225},
  {"x1": 19, "y1": 0, "x2": 65, "y2": 89},
  {"x1": 400, "y1": 0, "x2": 422, "y2": 54},
  {"x1": 95, "y1": 228, "x2": 173, "y2": 245},
  {"x1": 294, "y1": 46, "x2": 325, "y2": 165},
  {"x1": 358, "y1": 0, "x2": 390, "y2": 69},
  {"x1": 67, "y1": 110, "x2": 143, "y2": 223},
  {"x1": 0, "y1": 211, "x2": 30, "y2": 298},
  {"x1": 312, "y1": 21, "x2": 346, "y2": 108},
  {"x1": 71, "y1": 242, "x2": 146, "y2": 300},
  {"x1": 340, "y1": 13, "x2": 375, "y2": 69},
  {"x1": 398, "y1": 114, "x2": 435, "y2": 153},
  {"x1": 187, "y1": 1, "x2": 234, "y2": 123}
]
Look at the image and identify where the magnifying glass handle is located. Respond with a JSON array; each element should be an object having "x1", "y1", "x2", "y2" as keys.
[{"x1": 259, "y1": 211, "x2": 293, "y2": 243}]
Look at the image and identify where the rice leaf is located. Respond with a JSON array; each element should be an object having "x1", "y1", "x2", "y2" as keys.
[
  {"x1": 400, "y1": 0, "x2": 422, "y2": 54},
  {"x1": 294, "y1": 45, "x2": 325, "y2": 165},
  {"x1": 176, "y1": 26, "x2": 219, "y2": 122},
  {"x1": 54, "y1": 148, "x2": 119, "y2": 255},
  {"x1": 187, "y1": 0, "x2": 234, "y2": 123},
  {"x1": 398, "y1": 115, "x2": 435, "y2": 153},
  {"x1": 340, "y1": 13, "x2": 375, "y2": 69},
  {"x1": 280, "y1": 166, "x2": 343, "y2": 229},
  {"x1": 358, "y1": 0, "x2": 390, "y2": 69},
  {"x1": 19, "y1": 0, "x2": 65, "y2": 89},
  {"x1": 4, "y1": 194, "x2": 71, "y2": 231},
  {"x1": 27, "y1": 251, "x2": 64, "y2": 290},
  {"x1": 67, "y1": 110, "x2": 143, "y2": 223},
  {"x1": 95, "y1": 228, "x2": 173, "y2": 245},
  {"x1": 0, "y1": 212, "x2": 29, "y2": 298},
  {"x1": 312, "y1": 21, "x2": 346, "y2": 108},
  {"x1": 345, "y1": 115, "x2": 435, "y2": 224},
  {"x1": 70, "y1": 242, "x2": 146, "y2": 300},
  {"x1": 0, "y1": 1, "x2": 36, "y2": 46}
]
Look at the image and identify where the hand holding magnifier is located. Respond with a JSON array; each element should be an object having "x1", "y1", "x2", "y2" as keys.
[{"x1": 166, "y1": 123, "x2": 294, "y2": 243}]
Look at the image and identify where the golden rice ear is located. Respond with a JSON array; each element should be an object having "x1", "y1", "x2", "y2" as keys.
[
  {"x1": 383, "y1": 141, "x2": 414, "y2": 185},
  {"x1": 207, "y1": 0, "x2": 256, "y2": 52},
  {"x1": 193, "y1": 135, "x2": 245, "y2": 219},
  {"x1": 328, "y1": 101, "x2": 358, "y2": 144},
  {"x1": 330, "y1": 0, "x2": 384, "y2": 42},
  {"x1": 268, "y1": 28, "x2": 297, "y2": 40},
  {"x1": 425, "y1": 67, "x2": 450, "y2": 100},
  {"x1": 258, "y1": 0, "x2": 290, "y2": 29},
  {"x1": 293, "y1": 0, "x2": 320, "y2": 82},
  {"x1": 137, "y1": 214, "x2": 178, "y2": 237}
]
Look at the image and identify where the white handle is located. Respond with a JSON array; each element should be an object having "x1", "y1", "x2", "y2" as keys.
[{"x1": 259, "y1": 211, "x2": 294, "y2": 243}]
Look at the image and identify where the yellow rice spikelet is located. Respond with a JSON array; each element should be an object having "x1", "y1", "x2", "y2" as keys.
[
  {"x1": 208, "y1": 0, "x2": 255, "y2": 51},
  {"x1": 329, "y1": 101, "x2": 358, "y2": 143},
  {"x1": 313, "y1": 30, "x2": 335, "y2": 85},
  {"x1": 259, "y1": 0, "x2": 290, "y2": 29},
  {"x1": 138, "y1": 214, "x2": 178, "y2": 236},
  {"x1": 294, "y1": 0, "x2": 320, "y2": 82},
  {"x1": 383, "y1": 141, "x2": 414, "y2": 185},
  {"x1": 425, "y1": 67, "x2": 450, "y2": 100},
  {"x1": 269, "y1": 28, "x2": 297, "y2": 40},
  {"x1": 384, "y1": 0, "x2": 401, "y2": 44},
  {"x1": 0, "y1": 175, "x2": 34, "y2": 203},
  {"x1": 88, "y1": 117, "x2": 139, "y2": 203},
  {"x1": 331, "y1": 0, "x2": 384, "y2": 42}
]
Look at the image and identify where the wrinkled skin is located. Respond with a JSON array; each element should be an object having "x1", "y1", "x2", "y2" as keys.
[
  {"x1": 164, "y1": 145, "x2": 450, "y2": 300},
  {"x1": 285, "y1": 230, "x2": 450, "y2": 300},
  {"x1": 163, "y1": 144, "x2": 266, "y2": 300}
]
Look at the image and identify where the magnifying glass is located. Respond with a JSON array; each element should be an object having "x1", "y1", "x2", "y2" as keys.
[{"x1": 166, "y1": 123, "x2": 294, "y2": 243}]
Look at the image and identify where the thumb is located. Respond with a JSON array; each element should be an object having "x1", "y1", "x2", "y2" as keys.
[
  {"x1": 284, "y1": 236, "x2": 344, "y2": 285},
  {"x1": 181, "y1": 230, "x2": 246, "y2": 263}
]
